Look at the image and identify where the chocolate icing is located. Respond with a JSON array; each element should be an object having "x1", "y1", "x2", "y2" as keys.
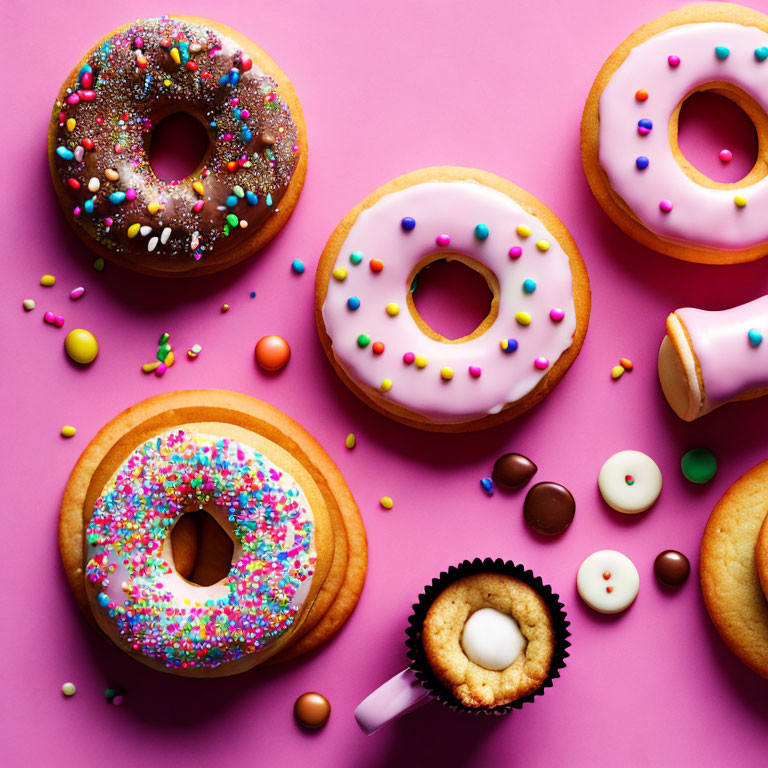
[{"x1": 50, "y1": 17, "x2": 300, "y2": 271}]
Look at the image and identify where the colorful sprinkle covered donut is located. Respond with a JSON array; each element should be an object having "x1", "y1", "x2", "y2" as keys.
[
  {"x1": 315, "y1": 168, "x2": 590, "y2": 431},
  {"x1": 59, "y1": 391, "x2": 367, "y2": 676},
  {"x1": 582, "y1": 4, "x2": 768, "y2": 264},
  {"x1": 48, "y1": 17, "x2": 306, "y2": 276}
]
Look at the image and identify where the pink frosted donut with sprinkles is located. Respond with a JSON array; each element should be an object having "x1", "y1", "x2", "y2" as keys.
[
  {"x1": 582, "y1": 4, "x2": 768, "y2": 264},
  {"x1": 85, "y1": 430, "x2": 316, "y2": 673},
  {"x1": 48, "y1": 16, "x2": 307, "y2": 276},
  {"x1": 315, "y1": 167, "x2": 591, "y2": 432}
]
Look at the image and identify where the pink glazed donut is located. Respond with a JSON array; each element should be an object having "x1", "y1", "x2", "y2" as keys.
[
  {"x1": 315, "y1": 167, "x2": 591, "y2": 432},
  {"x1": 582, "y1": 4, "x2": 768, "y2": 264}
]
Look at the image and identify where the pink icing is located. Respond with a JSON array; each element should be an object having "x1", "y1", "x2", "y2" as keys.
[
  {"x1": 676, "y1": 295, "x2": 768, "y2": 408},
  {"x1": 598, "y1": 22, "x2": 768, "y2": 251},
  {"x1": 321, "y1": 181, "x2": 578, "y2": 422}
]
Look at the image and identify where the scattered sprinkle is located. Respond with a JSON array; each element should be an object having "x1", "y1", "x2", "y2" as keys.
[
  {"x1": 468, "y1": 365, "x2": 482, "y2": 377},
  {"x1": 515, "y1": 311, "x2": 532, "y2": 326},
  {"x1": 636, "y1": 156, "x2": 649, "y2": 170},
  {"x1": 142, "y1": 361, "x2": 160, "y2": 373},
  {"x1": 534, "y1": 357, "x2": 549, "y2": 370},
  {"x1": 380, "y1": 378, "x2": 392, "y2": 392},
  {"x1": 93, "y1": 258, "x2": 105, "y2": 272},
  {"x1": 23, "y1": 299, "x2": 35, "y2": 311},
  {"x1": 291, "y1": 259, "x2": 305, "y2": 274},
  {"x1": 403, "y1": 352, "x2": 416, "y2": 364},
  {"x1": 638, "y1": 118, "x2": 653, "y2": 135},
  {"x1": 414, "y1": 355, "x2": 428, "y2": 368},
  {"x1": 372, "y1": 341, "x2": 385, "y2": 354},
  {"x1": 41, "y1": 274, "x2": 56, "y2": 287},
  {"x1": 435, "y1": 234, "x2": 451, "y2": 247},
  {"x1": 61, "y1": 426, "x2": 77, "y2": 438},
  {"x1": 440, "y1": 367, "x2": 454, "y2": 380},
  {"x1": 550, "y1": 308, "x2": 565, "y2": 322},
  {"x1": 509, "y1": 246, "x2": 523, "y2": 259},
  {"x1": 61, "y1": 682, "x2": 77, "y2": 697},
  {"x1": 187, "y1": 344, "x2": 202, "y2": 358},
  {"x1": 611, "y1": 365, "x2": 625, "y2": 380},
  {"x1": 249, "y1": 291, "x2": 256, "y2": 299},
  {"x1": 345, "y1": 433, "x2": 356, "y2": 450},
  {"x1": 668, "y1": 55, "x2": 680, "y2": 67},
  {"x1": 347, "y1": 296, "x2": 361, "y2": 310},
  {"x1": 480, "y1": 478, "x2": 494, "y2": 495},
  {"x1": 659, "y1": 199, "x2": 673, "y2": 213},
  {"x1": 332, "y1": 267, "x2": 347, "y2": 281},
  {"x1": 535, "y1": 240, "x2": 550, "y2": 252},
  {"x1": 65, "y1": 328, "x2": 99, "y2": 364},
  {"x1": 350, "y1": 251, "x2": 363, "y2": 265},
  {"x1": 620, "y1": 357, "x2": 634, "y2": 370},
  {"x1": 357, "y1": 333, "x2": 371, "y2": 348},
  {"x1": 756, "y1": 46, "x2": 768, "y2": 62},
  {"x1": 44, "y1": 311, "x2": 65, "y2": 327},
  {"x1": 70, "y1": 287, "x2": 85, "y2": 300},
  {"x1": 401, "y1": 217, "x2": 416, "y2": 231},
  {"x1": 522, "y1": 278, "x2": 537, "y2": 294},
  {"x1": 734, "y1": 195, "x2": 747, "y2": 208},
  {"x1": 221, "y1": 304, "x2": 230, "y2": 312},
  {"x1": 719, "y1": 148, "x2": 733, "y2": 163},
  {"x1": 386, "y1": 302, "x2": 400, "y2": 316},
  {"x1": 748, "y1": 328, "x2": 763, "y2": 347},
  {"x1": 500, "y1": 338, "x2": 518, "y2": 353},
  {"x1": 370, "y1": 259, "x2": 384, "y2": 273},
  {"x1": 635, "y1": 89, "x2": 648, "y2": 101},
  {"x1": 379, "y1": 496, "x2": 394, "y2": 510},
  {"x1": 516, "y1": 225, "x2": 531, "y2": 238}
]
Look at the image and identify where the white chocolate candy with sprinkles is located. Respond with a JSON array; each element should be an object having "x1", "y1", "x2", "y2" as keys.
[
  {"x1": 320, "y1": 178, "x2": 580, "y2": 423},
  {"x1": 461, "y1": 607, "x2": 526, "y2": 670},
  {"x1": 598, "y1": 450, "x2": 662, "y2": 514},
  {"x1": 577, "y1": 550, "x2": 639, "y2": 614}
]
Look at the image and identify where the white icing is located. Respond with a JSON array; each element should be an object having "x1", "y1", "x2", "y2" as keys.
[{"x1": 460, "y1": 607, "x2": 525, "y2": 670}]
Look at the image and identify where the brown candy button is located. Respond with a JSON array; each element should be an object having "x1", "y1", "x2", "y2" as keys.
[
  {"x1": 492, "y1": 453, "x2": 537, "y2": 490},
  {"x1": 294, "y1": 692, "x2": 331, "y2": 729},
  {"x1": 523, "y1": 482, "x2": 575, "y2": 535},
  {"x1": 654, "y1": 550, "x2": 690, "y2": 587}
]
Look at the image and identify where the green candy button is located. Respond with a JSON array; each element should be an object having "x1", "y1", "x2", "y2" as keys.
[{"x1": 681, "y1": 447, "x2": 717, "y2": 484}]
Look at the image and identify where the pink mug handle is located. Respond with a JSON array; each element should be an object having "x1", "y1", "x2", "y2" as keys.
[{"x1": 354, "y1": 668, "x2": 431, "y2": 734}]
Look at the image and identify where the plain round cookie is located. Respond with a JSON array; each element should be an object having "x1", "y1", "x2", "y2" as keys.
[
  {"x1": 581, "y1": 3, "x2": 768, "y2": 264},
  {"x1": 700, "y1": 459, "x2": 768, "y2": 678},
  {"x1": 315, "y1": 166, "x2": 591, "y2": 432},
  {"x1": 754, "y1": 506, "x2": 768, "y2": 605},
  {"x1": 48, "y1": 16, "x2": 308, "y2": 277},
  {"x1": 59, "y1": 390, "x2": 366, "y2": 675},
  {"x1": 422, "y1": 572, "x2": 555, "y2": 707}
]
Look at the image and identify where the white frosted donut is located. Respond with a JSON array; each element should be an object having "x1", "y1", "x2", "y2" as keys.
[
  {"x1": 583, "y1": 5, "x2": 768, "y2": 263},
  {"x1": 316, "y1": 168, "x2": 590, "y2": 430}
]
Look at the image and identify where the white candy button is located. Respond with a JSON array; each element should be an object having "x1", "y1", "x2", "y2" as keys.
[
  {"x1": 598, "y1": 450, "x2": 662, "y2": 514},
  {"x1": 577, "y1": 550, "x2": 639, "y2": 614},
  {"x1": 460, "y1": 608, "x2": 525, "y2": 670}
]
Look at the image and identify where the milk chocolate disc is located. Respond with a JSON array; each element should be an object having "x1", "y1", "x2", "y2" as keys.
[
  {"x1": 492, "y1": 453, "x2": 537, "y2": 490},
  {"x1": 654, "y1": 550, "x2": 690, "y2": 587},
  {"x1": 294, "y1": 692, "x2": 331, "y2": 729},
  {"x1": 523, "y1": 482, "x2": 575, "y2": 535}
]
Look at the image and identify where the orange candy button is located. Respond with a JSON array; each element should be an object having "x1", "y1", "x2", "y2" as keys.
[{"x1": 255, "y1": 335, "x2": 291, "y2": 371}]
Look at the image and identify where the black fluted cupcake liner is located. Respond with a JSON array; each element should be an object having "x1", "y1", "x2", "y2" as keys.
[{"x1": 405, "y1": 557, "x2": 570, "y2": 716}]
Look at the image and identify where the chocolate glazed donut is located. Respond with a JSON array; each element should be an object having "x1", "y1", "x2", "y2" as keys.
[{"x1": 48, "y1": 16, "x2": 307, "y2": 276}]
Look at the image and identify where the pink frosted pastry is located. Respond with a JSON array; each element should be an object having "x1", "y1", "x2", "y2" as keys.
[
  {"x1": 582, "y1": 4, "x2": 768, "y2": 264},
  {"x1": 315, "y1": 167, "x2": 591, "y2": 432},
  {"x1": 658, "y1": 295, "x2": 768, "y2": 421}
]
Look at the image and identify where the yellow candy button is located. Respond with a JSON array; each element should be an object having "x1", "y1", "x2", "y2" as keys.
[
  {"x1": 61, "y1": 426, "x2": 77, "y2": 438},
  {"x1": 386, "y1": 302, "x2": 400, "y2": 316},
  {"x1": 380, "y1": 496, "x2": 394, "y2": 510},
  {"x1": 516, "y1": 225, "x2": 531, "y2": 238},
  {"x1": 40, "y1": 274, "x2": 56, "y2": 287},
  {"x1": 65, "y1": 328, "x2": 99, "y2": 365},
  {"x1": 332, "y1": 267, "x2": 348, "y2": 281},
  {"x1": 515, "y1": 312, "x2": 532, "y2": 326}
]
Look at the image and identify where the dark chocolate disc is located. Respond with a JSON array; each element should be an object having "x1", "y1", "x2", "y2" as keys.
[
  {"x1": 523, "y1": 482, "x2": 575, "y2": 536},
  {"x1": 492, "y1": 453, "x2": 537, "y2": 490},
  {"x1": 654, "y1": 550, "x2": 690, "y2": 587}
]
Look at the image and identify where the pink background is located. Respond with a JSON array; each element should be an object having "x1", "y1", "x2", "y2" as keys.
[{"x1": 3, "y1": 0, "x2": 768, "y2": 765}]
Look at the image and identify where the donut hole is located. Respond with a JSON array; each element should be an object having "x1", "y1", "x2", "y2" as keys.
[
  {"x1": 148, "y1": 111, "x2": 211, "y2": 182},
  {"x1": 675, "y1": 88, "x2": 759, "y2": 184},
  {"x1": 409, "y1": 256, "x2": 496, "y2": 342},
  {"x1": 169, "y1": 508, "x2": 236, "y2": 587}
]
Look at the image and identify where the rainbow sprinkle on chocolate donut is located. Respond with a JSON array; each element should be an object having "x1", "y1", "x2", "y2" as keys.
[
  {"x1": 50, "y1": 16, "x2": 300, "y2": 271},
  {"x1": 85, "y1": 430, "x2": 315, "y2": 670}
]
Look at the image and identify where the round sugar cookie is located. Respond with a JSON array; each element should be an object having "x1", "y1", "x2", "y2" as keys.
[
  {"x1": 598, "y1": 450, "x2": 662, "y2": 514},
  {"x1": 701, "y1": 459, "x2": 768, "y2": 678},
  {"x1": 577, "y1": 550, "x2": 639, "y2": 614}
]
